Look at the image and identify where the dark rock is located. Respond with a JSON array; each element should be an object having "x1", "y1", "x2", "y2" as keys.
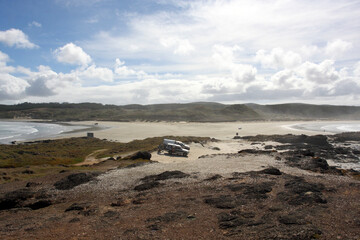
[
  {"x1": 277, "y1": 177, "x2": 327, "y2": 205},
  {"x1": 103, "y1": 211, "x2": 117, "y2": 218},
  {"x1": 285, "y1": 177, "x2": 325, "y2": 194},
  {"x1": 268, "y1": 206, "x2": 282, "y2": 212},
  {"x1": 22, "y1": 169, "x2": 34, "y2": 174},
  {"x1": 147, "y1": 224, "x2": 161, "y2": 231},
  {"x1": 353, "y1": 150, "x2": 360, "y2": 155},
  {"x1": 65, "y1": 203, "x2": 89, "y2": 212},
  {"x1": 227, "y1": 183, "x2": 246, "y2": 192},
  {"x1": 333, "y1": 132, "x2": 360, "y2": 142},
  {"x1": 107, "y1": 157, "x2": 115, "y2": 161},
  {"x1": 204, "y1": 195, "x2": 236, "y2": 209},
  {"x1": 0, "y1": 189, "x2": 34, "y2": 210},
  {"x1": 307, "y1": 158, "x2": 329, "y2": 170},
  {"x1": 212, "y1": 147, "x2": 221, "y2": 151},
  {"x1": 204, "y1": 174, "x2": 222, "y2": 181},
  {"x1": 227, "y1": 182, "x2": 273, "y2": 200},
  {"x1": 141, "y1": 171, "x2": 190, "y2": 182},
  {"x1": 217, "y1": 212, "x2": 247, "y2": 229},
  {"x1": 230, "y1": 210, "x2": 256, "y2": 218},
  {"x1": 125, "y1": 162, "x2": 152, "y2": 169},
  {"x1": 130, "y1": 151, "x2": 152, "y2": 160},
  {"x1": 261, "y1": 167, "x2": 282, "y2": 175},
  {"x1": 238, "y1": 149, "x2": 272, "y2": 154},
  {"x1": 264, "y1": 145, "x2": 273, "y2": 149},
  {"x1": 134, "y1": 181, "x2": 161, "y2": 191},
  {"x1": 132, "y1": 197, "x2": 146, "y2": 204},
  {"x1": 242, "y1": 134, "x2": 331, "y2": 148},
  {"x1": 69, "y1": 218, "x2": 80, "y2": 223},
  {"x1": 26, "y1": 200, "x2": 52, "y2": 210},
  {"x1": 278, "y1": 214, "x2": 306, "y2": 225},
  {"x1": 54, "y1": 172, "x2": 100, "y2": 190},
  {"x1": 217, "y1": 212, "x2": 238, "y2": 222},
  {"x1": 147, "y1": 211, "x2": 187, "y2": 223},
  {"x1": 80, "y1": 209, "x2": 96, "y2": 216},
  {"x1": 110, "y1": 198, "x2": 129, "y2": 207},
  {"x1": 25, "y1": 182, "x2": 40, "y2": 188}
]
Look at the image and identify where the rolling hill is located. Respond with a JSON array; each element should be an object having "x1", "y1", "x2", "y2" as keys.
[{"x1": 0, "y1": 102, "x2": 360, "y2": 122}]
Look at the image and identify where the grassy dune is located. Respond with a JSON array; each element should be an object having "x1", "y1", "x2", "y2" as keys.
[{"x1": 0, "y1": 136, "x2": 209, "y2": 168}]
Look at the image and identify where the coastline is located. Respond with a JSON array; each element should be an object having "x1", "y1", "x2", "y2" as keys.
[
  {"x1": 2, "y1": 119, "x2": 359, "y2": 144},
  {"x1": 0, "y1": 120, "x2": 101, "y2": 144},
  {"x1": 56, "y1": 120, "x2": 356, "y2": 142}
]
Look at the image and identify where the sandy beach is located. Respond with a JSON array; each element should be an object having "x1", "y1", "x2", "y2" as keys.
[{"x1": 61, "y1": 120, "x2": 335, "y2": 142}]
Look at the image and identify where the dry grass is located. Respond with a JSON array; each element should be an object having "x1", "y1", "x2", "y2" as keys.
[{"x1": 0, "y1": 136, "x2": 210, "y2": 168}]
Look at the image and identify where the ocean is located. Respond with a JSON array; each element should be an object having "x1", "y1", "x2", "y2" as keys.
[
  {"x1": 0, "y1": 121, "x2": 88, "y2": 144},
  {"x1": 287, "y1": 122, "x2": 360, "y2": 133}
]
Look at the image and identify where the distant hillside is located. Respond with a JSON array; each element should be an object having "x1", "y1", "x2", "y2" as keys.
[
  {"x1": 0, "y1": 102, "x2": 360, "y2": 122},
  {"x1": 247, "y1": 103, "x2": 360, "y2": 120}
]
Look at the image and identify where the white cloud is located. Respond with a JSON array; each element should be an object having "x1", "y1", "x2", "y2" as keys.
[
  {"x1": 353, "y1": 61, "x2": 360, "y2": 76},
  {"x1": 212, "y1": 44, "x2": 256, "y2": 83},
  {"x1": 54, "y1": 43, "x2": 92, "y2": 67},
  {"x1": 325, "y1": 39, "x2": 352, "y2": 59},
  {"x1": 270, "y1": 70, "x2": 300, "y2": 89},
  {"x1": 114, "y1": 58, "x2": 149, "y2": 79},
  {"x1": 78, "y1": 65, "x2": 114, "y2": 82},
  {"x1": 160, "y1": 37, "x2": 195, "y2": 55},
  {"x1": 298, "y1": 60, "x2": 339, "y2": 84},
  {"x1": 28, "y1": 21, "x2": 42, "y2": 28},
  {"x1": 0, "y1": 51, "x2": 15, "y2": 73},
  {"x1": 255, "y1": 48, "x2": 302, "y2": 70},
  {"x1": 0, "y1": 73, "x2": 29, "y2": 100},
  {"x1": 114, "y1": 59, "x2": 136, "y2": 77},
  {"x1": 0, "y1": 29, "x2": 38, "y2": 49}
]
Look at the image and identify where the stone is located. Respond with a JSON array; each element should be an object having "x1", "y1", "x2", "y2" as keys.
[{"x1": 54, "y1": 172, "x2": 100, "y2": 190}]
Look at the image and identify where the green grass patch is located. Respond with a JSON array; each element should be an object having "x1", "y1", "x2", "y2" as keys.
[{"x1": 0, "y1": 136, "x2": 210, "y2": 168}]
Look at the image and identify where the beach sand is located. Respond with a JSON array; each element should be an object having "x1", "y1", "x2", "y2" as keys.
[{"x1": 61, "y1": 120, "x2": 328, "y2": 142}]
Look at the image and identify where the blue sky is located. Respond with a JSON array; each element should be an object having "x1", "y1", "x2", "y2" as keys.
[{"x1": 0, "y1": 0, "x2": 360, "y2": 105}]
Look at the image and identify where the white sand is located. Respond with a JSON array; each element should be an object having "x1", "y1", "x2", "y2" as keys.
[{"x1": 62, "y1": 120, "x2": 326, "y2": 142}]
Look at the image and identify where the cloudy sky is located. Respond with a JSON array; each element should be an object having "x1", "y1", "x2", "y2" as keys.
[{"x1": 1, "y1": 0, "x2": 359, "y2": 105}]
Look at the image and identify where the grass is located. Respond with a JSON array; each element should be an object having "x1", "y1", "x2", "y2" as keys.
[{"x1": 0, "y1": 136, "x2": 210, "y2": 168}]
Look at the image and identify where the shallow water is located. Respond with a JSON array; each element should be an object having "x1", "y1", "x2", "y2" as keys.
[
  {"x1": 287, "y1": 122, "x2": 360, "y2": 133},
  {"x1": 0, "y1": 121, "x2": 88, "y2": 144}
]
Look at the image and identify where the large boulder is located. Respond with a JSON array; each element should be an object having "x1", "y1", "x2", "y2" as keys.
[
  {"x1": 130, "y1": 151, "x2": 152, "y2": 160},
  {"x1": 54, "y1": 172, "x2": 100, "y2": 190}
]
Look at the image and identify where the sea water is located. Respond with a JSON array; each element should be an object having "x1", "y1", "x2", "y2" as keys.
[
  {"x1": 0, "y1": 121, "x2": 88, "y2": 144},
  {"x1": 288, "y1": 122, "x2": 360, "y2": 133}
]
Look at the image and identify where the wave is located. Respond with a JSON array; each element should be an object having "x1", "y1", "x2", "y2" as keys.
[
  {"x1": 287, "y1": 122, "x2": 360, "y2": 133},
  {"x1": 0, "y1": 121, "x2": 87, "y2": 144}
]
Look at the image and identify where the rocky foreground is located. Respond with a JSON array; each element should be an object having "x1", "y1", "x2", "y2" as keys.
[{"x1": 0, "y1": 133, "x2": 360, "y2": 239}]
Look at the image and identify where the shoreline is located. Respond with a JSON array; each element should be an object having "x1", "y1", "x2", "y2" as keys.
[
  {"x1": 1, "y1": 119, "x2": 360, "y2": 144},
  {"x1": 0, "y1": 120, "x2": 101, "y2": 144},
  {"x1": 57, "y1": 120, "x2": 359, "y2": 142}
]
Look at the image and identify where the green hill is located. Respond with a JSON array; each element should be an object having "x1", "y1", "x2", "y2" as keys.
[{"x1": 0, "y1": 102, "x2": 360, "y2": 122}]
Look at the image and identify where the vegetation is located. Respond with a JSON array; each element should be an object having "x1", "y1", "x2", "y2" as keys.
[
  {"x1": 1, "y1": 102, "x2": 360, "y2": 122},
  {"x1": 0, "y1": 136, "x2": 210, "y2": 168}
]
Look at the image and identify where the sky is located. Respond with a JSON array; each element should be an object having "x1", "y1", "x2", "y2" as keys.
[{"x1": 0, "y1": 0, "x2": 360, "y2": 106}]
